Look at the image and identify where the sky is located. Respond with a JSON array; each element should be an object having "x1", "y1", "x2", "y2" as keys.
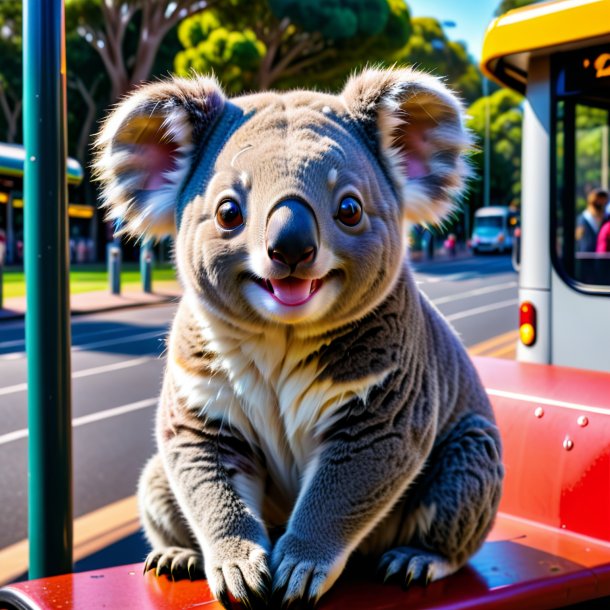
[{"x1": 407, "y1": 0, "x2": 499, "y2": 61}]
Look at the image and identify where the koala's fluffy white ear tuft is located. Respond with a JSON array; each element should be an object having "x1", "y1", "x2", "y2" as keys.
[
  {"x1": 342, "y1": 68, "x2": 472, "y2": 224},
  {"x1": 93, "y1": 76, "x2": 225, "y2": 239}
]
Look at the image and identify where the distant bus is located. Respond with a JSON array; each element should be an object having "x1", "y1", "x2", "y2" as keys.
[
  {"x1": 470, "y1": 205, "x2": 519, "y2": 254},
  {"x1": 0, "y1": 142, "x2": 91, "y2": 264}
]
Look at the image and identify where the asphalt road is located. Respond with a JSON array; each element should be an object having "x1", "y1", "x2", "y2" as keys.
[{"x1": 0, "y1": 253, "x2": 517, "y2": 565}]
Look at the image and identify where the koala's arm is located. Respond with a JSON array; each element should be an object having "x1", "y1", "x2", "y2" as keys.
[
  {"x1": 157, "y1": 376, "x2": 271, "y2": 607},
  {"x1": 271, "y1": 378, "x2": 434, "y2": 602}
]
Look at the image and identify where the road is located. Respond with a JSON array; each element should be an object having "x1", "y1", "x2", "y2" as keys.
[{"x1": 0, "y1": 254, "x2": 517, "y2": 579}]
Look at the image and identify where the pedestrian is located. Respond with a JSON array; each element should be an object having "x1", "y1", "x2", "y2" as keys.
[
  {"x1": 576, "y1": 188, "x2": 608, "y2": 251},
  {"x1": 596, "y1": 217, "x2": 610, "y2": 253}
]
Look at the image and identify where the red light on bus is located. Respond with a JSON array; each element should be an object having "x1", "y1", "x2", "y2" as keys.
[{"x1": 519, "y1": 302, "x2": 536, "y2": 346}]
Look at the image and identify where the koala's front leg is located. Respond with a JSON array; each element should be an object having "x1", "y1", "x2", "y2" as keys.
[
  {"x1": 159, "y1": 399, "x2": 270, "y2": 609},
  {"x1": 271, "y1": 394, "x2": 433, "y2": 607}
]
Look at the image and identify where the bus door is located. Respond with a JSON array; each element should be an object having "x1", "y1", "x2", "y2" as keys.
[{"x1": 551, "y1": 44, "x2": 610, "y2": 373}]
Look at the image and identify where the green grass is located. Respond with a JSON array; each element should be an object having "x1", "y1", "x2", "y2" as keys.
[{"x1": 2, "y1": 264, "x2": 176, "y2": 298}]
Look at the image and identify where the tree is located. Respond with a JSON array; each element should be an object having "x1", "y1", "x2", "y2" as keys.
[
  {"x1": 0, "y1": 0, "x2": 22, "y2": 143},
  {"x1": 467, "y1": 88, "x2": 524, "y2": 208},
  {"x1": 495, "y1": 0, "x2": 541, "y2": 16},
  {"x1": 174, "y1": 0, "x2": 412, "y2": 92},
  {"x1": 175, "y1": 10, "x2": 266, "y2": 93},
  {"x1": 572, "y1": 106, "x2": 609, "y2": 212},
  {"x1": 393, "y1": 17, "x2": 482, "y2": 104},
  {"x1": 66, "y1": 0, "x2": 217, "y2": 103}
]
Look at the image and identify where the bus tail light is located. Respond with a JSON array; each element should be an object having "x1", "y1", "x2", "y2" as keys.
[{"x1": 519, "y1": 302, "x2": 536, "y2": 346}]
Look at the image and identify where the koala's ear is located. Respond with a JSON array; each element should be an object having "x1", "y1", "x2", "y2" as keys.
[
  {"x1": 342, "y1": 68, "x2": 472, "y2": 224},
  {"x1": 94, "y1": 76, "x2": 225, "y2": 238}
]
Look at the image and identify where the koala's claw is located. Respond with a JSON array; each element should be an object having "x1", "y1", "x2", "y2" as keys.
[
  {"x1": 378, "y1": 546, "x2": 451, "y2": 590},
  {"x1": 143, "y1": 547, "x2": 204, "y2": 581},
  {"x1": 270, "y1": 533, "x2": 340, "y2": 608},
  {"x1": 207, "y1": 545, "x2": 271, "y2": 610}
]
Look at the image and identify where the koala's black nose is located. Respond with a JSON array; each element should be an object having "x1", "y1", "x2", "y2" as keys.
[{"x1": 266, "y1": 199, "x2": 318, "y2": 269}]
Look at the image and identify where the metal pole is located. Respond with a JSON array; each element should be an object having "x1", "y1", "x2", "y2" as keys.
[
  {"x1": 483, "y1": 76, "x2": 491, "y2": 207},
  {"x1": 601, "y1": 123, "x2": 608, "y2": 191},
  {"x1": 23, "y1": 0, "x2": 73, "y2": 578},
  {"x1": 6, "y1": 191, "x2": 14, "y2": 264}
]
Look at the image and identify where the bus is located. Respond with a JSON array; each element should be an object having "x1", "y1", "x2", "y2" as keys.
[
  {"x1": 0, "y1": 1, "x2": 609, "y2": 609},
  {"x1": 481, "y1": 0, "x2": 610, "y2": 373},
  {"x1": 0, "y1": 142, "x2": 91, "y2": 265},
  {"x1": 471, "y1": 205, "x2": 519, "y2": 254}
]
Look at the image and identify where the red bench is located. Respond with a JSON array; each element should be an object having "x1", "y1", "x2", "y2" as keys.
[{"x1": 1, "y1": 357, "x2": 609, "y2": 609}]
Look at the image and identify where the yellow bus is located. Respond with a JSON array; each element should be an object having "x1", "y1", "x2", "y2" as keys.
[{"x1": 482, "y1": 0, "x2": 610, "y2": 372}]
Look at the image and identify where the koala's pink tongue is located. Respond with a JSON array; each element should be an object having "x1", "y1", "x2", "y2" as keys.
[{"x1": 269, "y1": 277, "x2": 313, "y2": 306}]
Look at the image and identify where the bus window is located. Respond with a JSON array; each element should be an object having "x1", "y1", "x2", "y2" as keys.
[{"x1": 553, "y1": 45, "x2": 610, "y2": 291}]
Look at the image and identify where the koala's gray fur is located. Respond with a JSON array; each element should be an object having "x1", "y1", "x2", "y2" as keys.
[{"x1": 95, "y1": 68, "x2": 503, "y2": 609}]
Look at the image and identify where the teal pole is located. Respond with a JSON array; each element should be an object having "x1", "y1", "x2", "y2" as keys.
[{"x1": 23, "y1": 0, "x2": 73, "y2": 578}]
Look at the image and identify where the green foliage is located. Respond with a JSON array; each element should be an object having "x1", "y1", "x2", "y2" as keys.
[
  {"x1": 572, "y1": 105, "x2": 610, "y2": 212},
  {"x1": 175, "y1": 12, "x2": 265, "y2": 92},
  {"x1": 495, "y1": 0, "x2": 540, "y2": 16},
  {"x1": 0, "y1": 0, "x2": 21, "y2": 46},
  {"x1": 269, "y1": 0, "x2": 389, "y2": 40},
  {"x1": 174, "y1": 0, "x2": 412, "y2": 93},
  {"x1": 393, "y1": 17, "x2": 482, "y2": 104},
  {"x1": 467, "y1": 89, "x2": 524, "y2": 208},
  {"x1": 65, "y1": 0, "x2": 103, "y2": 31},
  {"x1": 282, "y1": 0, "x2": 412, "y2": 90},
  {"x1": 0, "y1": 0, "x2": 23, "y2": 142}
]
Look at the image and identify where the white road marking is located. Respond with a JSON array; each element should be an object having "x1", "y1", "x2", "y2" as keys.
[
  {"x1": 0, "y1": 325, "x2": 142, "y2": 350},
  {"x1": 415, "y1": 259, "x2": 512, "y2": 283},
  {"x1": 0, "y1": 329, "x2": 166, "y2": 361},
  {"x1": 445, "y1": 298, "x2": 519, "y2": 322},
  {"x1": 432, "y1": 281, "x2": 518, "y2": 305},
  {"x1": 72, "y1": 330, "x2": 165, "y2": 352},
  {"x1": 0, "y1": 338, "x2": 27, "y2": 350},
  {"x1": 0, "y1": 356, "x2": 153, "y2": 396},
  {"x1": 0, "y1": 397, "x2": 158, "y2": 446}
]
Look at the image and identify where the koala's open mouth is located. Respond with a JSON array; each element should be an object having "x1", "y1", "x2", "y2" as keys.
[{"x1": 256, "y1": 276, "x2": 322, "y2": 307}]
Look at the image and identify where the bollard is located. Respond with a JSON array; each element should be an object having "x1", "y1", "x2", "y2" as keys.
[
  {"x1": 140, "y1": 241, "x2": 153, "y2": 294},
  {"x1": 107, "y1": 243, "x2": 121, "y2": 295}
]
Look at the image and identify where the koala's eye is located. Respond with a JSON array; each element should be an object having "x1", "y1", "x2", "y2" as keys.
[
  {"x1": 216, "y1": 199, "x2": 244, "y2": 230},
  {"x1": 336, "y1": 196, "x2": 362, "y2": 227}
]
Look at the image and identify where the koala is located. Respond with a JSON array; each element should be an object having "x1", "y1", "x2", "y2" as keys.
[{"x1": 95, "y1": 68, "x2": 503, "y2": 609}]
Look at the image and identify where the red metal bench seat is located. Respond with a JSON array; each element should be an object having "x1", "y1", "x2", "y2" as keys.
[{"x1": 1, "y1": 357, "x2": 609, "y2": 609}]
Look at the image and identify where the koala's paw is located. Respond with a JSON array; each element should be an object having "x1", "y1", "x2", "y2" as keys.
[
  {"x1": 143, "y1": 546, "x2": 204, "y2": 581},
  {"x1": 206, "y1": 538, "x2": 271, "y2": 610},
  {"x1": 377, "y1": 546, "x2": 457, "y2": 589},
  {"x1": 270, "y1": 532, "x2": 343, "y2": 608}
]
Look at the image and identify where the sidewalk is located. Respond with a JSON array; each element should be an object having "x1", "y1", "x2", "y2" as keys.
[
  {"x1": 409, "y1": 246, "x2": 473, "y2": 263},
  {"x1": 0, "y1": 281, "x2": 182, "y2": 321},
  {"x1": 0, "y1": 249, "x2": 474, "y2": 322}
]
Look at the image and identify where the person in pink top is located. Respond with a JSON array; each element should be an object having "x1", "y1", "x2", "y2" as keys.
[{"x1": 597, "y1": 218, "x2": 610, "y2": 253}]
